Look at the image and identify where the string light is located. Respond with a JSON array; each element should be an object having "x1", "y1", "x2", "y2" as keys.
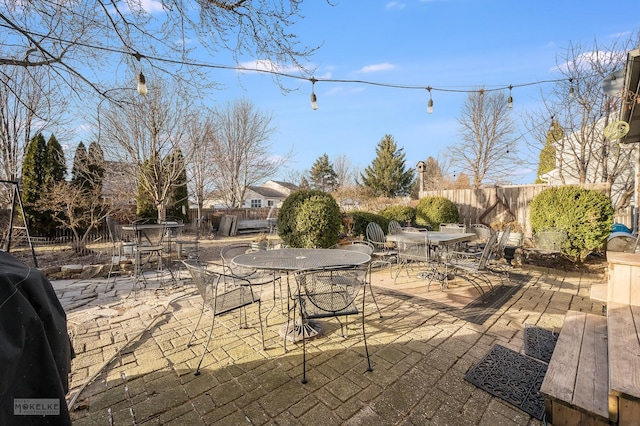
[
  {"x1": 0, "y1": 24, "x2": 596, "y2": 109},
  {"x1": 137, "y1": 72, "x2": 148, "y2": 95},
  {"x1": 310, "y1": 77, "x2": 318, "y2": 110},
  {"x1": 507, "y1": 85, "x2": 513, "y2": 108},
  {"x1": 427, "y1": 87, "x2": 433, "y2": 114},
  {"x1": 133, "y1": 52, "x2": 147, "y2": 95},
  {"x1": 568, "y1": 78, "x2": 575, "y2": 97}
]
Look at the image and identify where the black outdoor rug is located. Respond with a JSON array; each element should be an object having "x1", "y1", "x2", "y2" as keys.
[
  {"x1": 524, "y1": 326, "x2": 558, "y2": 363},
  {"x1": 464, "y1": 344, "x2": 547, "y2": 420}
]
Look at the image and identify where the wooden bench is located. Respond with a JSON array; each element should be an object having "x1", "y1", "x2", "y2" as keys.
[
  {"x1": 540, "y1": 310, "x2": 609, "y2": 425},
  {"x1": 607, "y1": 302, "x2": 640, "y2": 425}
]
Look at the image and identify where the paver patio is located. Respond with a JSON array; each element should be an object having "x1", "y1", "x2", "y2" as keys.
[{"x1": 55, "y1": 262, "x2": 606, "y2": 425}]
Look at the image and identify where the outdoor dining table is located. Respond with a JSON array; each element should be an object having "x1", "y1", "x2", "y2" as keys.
[
  {"x1": 232, "y1": 248, "x2": 371, "y2": 343},
  {"x1": 121, "y1": 222, "x2": 185, "y2": 280},
  {"x1": 387, "y1": 231, "x2": 477, "y2": 288}
]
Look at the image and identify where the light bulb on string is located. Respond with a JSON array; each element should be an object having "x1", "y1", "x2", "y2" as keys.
[
  {"x1": 568, "y1": 78, "x2": 575, "y2": 97},
  {"x1": 507, "y1": 85, "x2": 513, "y2": 108},
  {"x1": 137, "y1": 72, "x2": 148, "y2": 95},
  {"x1": 426, "y1": 87, "x2": 433, "y2": 114},
  {"x1": 310, "y1": 78, "x2": 318, "y2": 110}
]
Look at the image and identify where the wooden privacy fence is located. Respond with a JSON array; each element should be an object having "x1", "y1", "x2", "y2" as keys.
[{"x1": 420, "y1": 184, "x2": 631, "y2": 238}]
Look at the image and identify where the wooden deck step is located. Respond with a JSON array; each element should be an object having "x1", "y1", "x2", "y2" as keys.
[
  {"x1": 607, "y1": 302, "x2": 640, "y2": 425},
  {"x1": 540, "y1": 310, "x2": 609, "y2": 425}
]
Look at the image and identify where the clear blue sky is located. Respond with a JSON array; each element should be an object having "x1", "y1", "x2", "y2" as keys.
[{"x1": 195, "y1": 0, "x2": 638, "y2": 185}]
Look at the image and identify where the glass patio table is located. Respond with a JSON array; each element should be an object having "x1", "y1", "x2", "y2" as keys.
[{"x1": 232, "y1": 248, "x2": 371, "y2": 343}]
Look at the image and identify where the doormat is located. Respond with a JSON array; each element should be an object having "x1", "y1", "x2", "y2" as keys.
[
  {"x1": 464, "y1": 344, "x2": 547, "y2": 420},
  {"x1": 524, "y1": 326, "x2": 558, "y2": 363}
]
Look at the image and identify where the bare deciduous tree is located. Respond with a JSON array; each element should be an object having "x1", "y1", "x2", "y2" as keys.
[
  {"x1": 525, "y1": 36, "x2": 637, "y2": 209},
  {"x1": 184, "y1": 110, "x2": 218, "y2": 236},
  {"x1": 448, "y1": 89, "x2": 518, "y2": 188},
  {"x1": 0, "y1": 1, "x2": 323, "y2": 102},
  {"x1": 333, "y1": 154, "x2": 358, "y2": 187},
  {"x1": 208, "y1": 99, "x2": 291, "y2": 207},
  {"x1": 97, "y1": 79, "x2": 191, "y2": 220},
  {"x1": 0, "y1": 66, "x2": 66, "y2": 206}
]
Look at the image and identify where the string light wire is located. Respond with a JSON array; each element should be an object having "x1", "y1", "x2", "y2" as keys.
[{"x1": 1, "y1": 23, "x2": 605, "y2": 101}]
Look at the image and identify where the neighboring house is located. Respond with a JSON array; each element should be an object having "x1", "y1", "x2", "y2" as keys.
[
  {"x1": 539, "y1": 115, "x2": 634, "y2": 209},
  {"x1": 204, "y1": 180, "x2": 298, "y2": 209}
]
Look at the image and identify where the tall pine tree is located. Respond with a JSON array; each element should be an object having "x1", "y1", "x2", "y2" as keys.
[
  {"x1": 21, "y1": 133, "x2": 47, "y2": 235},
  {"x1": 308, "y1": 153, "x2": 338, "y2": 192},
  {"x1": 42, "y1": 134, "x2": 67, "y2": 236},
  {"x1": 87, "y1": 141, "x2": 105, "y2": 193},
  {"x1": 71, "y1": 142, "x2": 89, "y2": 188},
  {"x1": 360, "y1": 135, "x2": 414, "y2": 197}
]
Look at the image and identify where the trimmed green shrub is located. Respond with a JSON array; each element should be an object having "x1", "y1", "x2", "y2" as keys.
[
  {"x1": 530, "y1": 186, "x2": 614, "y2": 261},
  {"x1": 379, "y1": 205, "x2": 416, "y2": 225},
  {"x1": 277, "y1": 190, "x2": 342, "y2": 248},
  {"x1": 415, "y1": 196, "x2": 459, "y2": 230},
  {"x1": 349, "y1": 211, "x2": 389, "y2": 239}
]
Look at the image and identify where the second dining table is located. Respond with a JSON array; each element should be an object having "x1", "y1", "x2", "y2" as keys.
[{"x1": 232, "y1": 247, "x2": 371, "y2": 344}]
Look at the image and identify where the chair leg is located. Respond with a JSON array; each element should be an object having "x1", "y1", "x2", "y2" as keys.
[
  {"x1": 361, "y1": 294, "x2": 373, "y2": 373},
  {"x1": 187, "y1": 300, "x2": 206, "y2": 347},
  {"x1": 300, "y1": 302, "x2": 308, "y2": 384},
  {"x1": 195, "y1": 314, "x2": 216, "y2": 376}
]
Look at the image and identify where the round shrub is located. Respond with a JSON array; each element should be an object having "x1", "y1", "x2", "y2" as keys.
[
  {"x1": 349, "y1": 211, "x2": 389, "y2": 239},
  {"x1": 379, "y1": 205, "x2": 416, "y2": 225},
  {"x1": 276, "y1": 190, "x2": 342, "y2": 248},
  {"x1": 530, "y1": 186, "x2": 614, "y2": 261},
  {"x1": 415, "y1": 196, "x2": 459, "y2": 230}
]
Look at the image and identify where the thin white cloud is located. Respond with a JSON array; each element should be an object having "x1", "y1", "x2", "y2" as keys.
[
  {"x1": 140, "y1": 0, "x2": 164, "y2": 13},
  {"x1": 357, "y1": 63, "x2": 396, "y2": 73},
  {"x1": 552, "y1": 50, "x2": 626, "y2": 73},
  {"x1": 239, "y1": 59, "x2": 299, "y2": 74},
  {"x1": 386, "y1": 2, "x2": 406, "y2": 10}
]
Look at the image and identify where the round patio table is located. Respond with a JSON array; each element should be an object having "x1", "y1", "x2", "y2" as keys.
[
  {"x1": 232, "y1": 248, "x2": 371, "y2": 342},
  {"x1": 232, "y1": 248, "x2": 371, "y2": 271}
]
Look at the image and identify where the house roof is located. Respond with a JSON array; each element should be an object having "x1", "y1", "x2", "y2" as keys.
[
  {"x1": 246, "y1": 186, "x2": 288, "y2": 198},
  {"x1": 268, "y1": 180, "x2": 298, "y2": 191},
  {"x1": 620, "y1": 48, "x2": 640, "y2": 144}
]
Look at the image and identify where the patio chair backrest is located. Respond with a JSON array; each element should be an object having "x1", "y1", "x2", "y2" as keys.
[
  {"x1": 366, "y1": 222, "x2": 388, "y2": 249},
  {"x1": 388, "y1": 220, "x2": 403, "y2": 235},
  {"x1": 493, "y1": 226, "x2": 511, "y2": 259},
  {"x1": 295, "y1": 266, "x2": 366, "y2": 315},
  {"x1": 334, "y1": 241, "x2": 374, "y2": 256},
  {"x1": 220, "y1": 243, "x2": 258, "y2": 278},
  {"x1": 396, "y1": 234, "x2": 430, "y2": 263},
  {"x1": 478, "y1": 231, "x2": 499, "y2": 270},
  {"x1": 470, "y1": 223, "x2": 490, "y2": 243},
  {"x1": 440, "y1": 223, "x2": 466, "y2": 233}
]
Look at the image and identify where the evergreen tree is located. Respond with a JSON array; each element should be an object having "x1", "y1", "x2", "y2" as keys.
[
  {"x1": 535, "y1": 120, "x2": 563, "y2": 183},
  {"x1": 308, "y1": 153, "x2": 338, "y2": 192},
  {"x1": 71, "y1": 142, "x2": 89, "y2": 188},
  {"x1": 21, "y1": 133, "x2": 47, "y2": 235},
  {"x1": 87, "y1": 141, "x2": 105, "y2": 193},
  {"x1": 44, "y1": 134, "x2": 66, "y2": 187},
  {"x1": 166, "y1": 148, "x2": 189, "y2": 222},
  {"x1": 42, "y1": 134, "x2": 67, "y2": 236},
  {"x1": 137, "y1": 158, "x2": 157, "y2": 218},
  {"x1": 360, "y1": 135, "x2": 414, "y2": 197}
]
